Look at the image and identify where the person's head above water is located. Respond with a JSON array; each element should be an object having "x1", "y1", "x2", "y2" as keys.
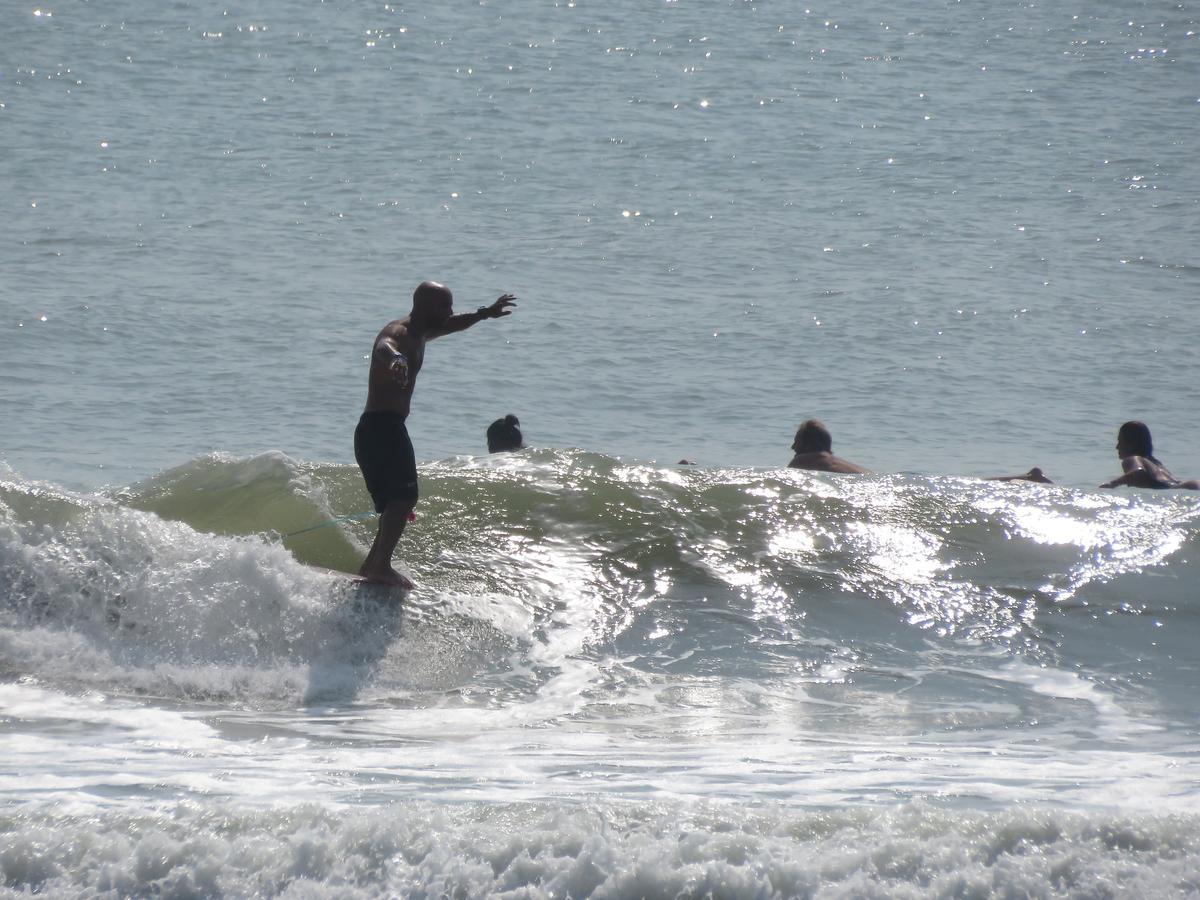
[
  {"x1": 487, "y1": 414, "x2": 524, "y2": 453},
  {"x1": 792, "y1": 419, "x2": 833, "y2": 454},
  {"x1": 411, "y1": 281, "x2": 454, "y2": 328},
  {"x1": 1116, "y1": 420, "x2": 1154, "y2": 459}
]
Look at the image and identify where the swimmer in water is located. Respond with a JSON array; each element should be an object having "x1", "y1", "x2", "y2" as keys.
[
  {"x1": 486, "y1": 414, "x2": 524, "y2": 453},
  {"x1": 1099, "y1": 421, "x2": 1199, "y2": 490},
  {"x1": 788, "y1": 419, "x2": 869, "y2": 474}
]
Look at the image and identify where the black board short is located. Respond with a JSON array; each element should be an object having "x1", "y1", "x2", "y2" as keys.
[{"x1": 354, "y1": 411, "x2": 419, "y2": 512}]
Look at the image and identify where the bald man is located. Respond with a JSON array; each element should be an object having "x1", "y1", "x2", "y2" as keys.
[{"x1": 355, "y1": 282, "x2": 517, "y2": 586}]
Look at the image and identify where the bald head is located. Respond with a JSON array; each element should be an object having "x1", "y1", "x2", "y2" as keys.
[
  {"x1": 411, "y1": 281, "x2": 453, "y2": 327},
  {"x1": 414, "y1": 281, "x2": 451, "y2": 303}
]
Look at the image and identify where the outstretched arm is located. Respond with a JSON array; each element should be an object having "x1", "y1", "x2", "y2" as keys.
[
  {"x1": 428, "y1": 294, "x2": 517, "y2": 339},
  {"x1": 990, "y1": 467, "x2": 1053, "y2": 484}
]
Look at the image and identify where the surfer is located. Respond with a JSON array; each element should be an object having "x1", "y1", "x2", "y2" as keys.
[
  {"x1": 787, "y1": 419, "x2": 869, "y2": 474},
  {"x1": 356, "y1": 282, "x2": 517, "y2": 587},
  {"x1": 1100, "y1": 421, "x2": 1199, "y2": 490},
  {"x1": 486, "y1": 414, "x2": 524, "y2": 453}
]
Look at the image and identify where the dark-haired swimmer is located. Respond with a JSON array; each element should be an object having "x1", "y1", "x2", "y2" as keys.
[
  {"x1": 1100, "y1": 421, "x2": 1199, "y2": 490},
  {"x1": 356, "y1": 282, "x2": 517, "y2": 587},
  {"x1": 788, "y1": 419, "x2": 869, "y2": 474},
  {"x1": 486, "y1": 414, "x2": 524, "y2": 453}
]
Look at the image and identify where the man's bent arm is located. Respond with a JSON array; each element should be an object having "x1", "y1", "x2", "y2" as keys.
[
  {"x1": 371, "y1": 333, "x2": 410, "y2": 387},
  {"x1": 372, "y1": 334, "x2": 404, "y2": 362}
]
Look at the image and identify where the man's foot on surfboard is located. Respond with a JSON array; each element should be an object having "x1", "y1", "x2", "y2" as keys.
[
  {"x1": 306, "y1": 564, "x2": 411, "y2": 590},
  {"x1": 356, "y1": 567, "x2": 414, "y2": 590}
]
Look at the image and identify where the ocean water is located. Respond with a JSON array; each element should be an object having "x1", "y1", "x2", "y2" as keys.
[{"x1": 3, "y1": 0, "x2": 1200, "y2": 896}]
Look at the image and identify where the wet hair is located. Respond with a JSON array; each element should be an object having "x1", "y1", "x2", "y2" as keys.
[
  {"x1": 1117, "y1": 420, "x2": 1155, "y2": 459},
  {"x1": 487, "y1": 414, "x2": 524, "y2": 453},
  {"x1": 794, "y1": 419, "x2": 832, "y2": 453}
]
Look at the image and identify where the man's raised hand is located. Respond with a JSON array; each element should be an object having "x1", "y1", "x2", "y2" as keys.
[{"x1": 485, "y1": 294, "x2": 518, "y2": 318}]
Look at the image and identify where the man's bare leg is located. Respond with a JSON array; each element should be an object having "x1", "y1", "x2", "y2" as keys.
[{"x1": 359, "y1": 501, "x2": 415, "y2": 588}]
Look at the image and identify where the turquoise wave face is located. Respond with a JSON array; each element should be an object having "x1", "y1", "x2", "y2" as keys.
[
  {"x1": 3, "y1": 450, "x2": 1197, "y2": 711},
  {"x1": 3, "y1": 451, "x2": 1200, "y2": 830}
]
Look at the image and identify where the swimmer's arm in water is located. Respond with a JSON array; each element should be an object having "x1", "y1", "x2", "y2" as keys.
[
  {"x1": 1100, "y1": 456, "x2": 1171, "y2": 489},
  {"x1": 428, "y1": 293, "x2": 518, "y2": 339},
  {"x1": 989, "y1": 467, "x2": 1053, "y2": 484}
]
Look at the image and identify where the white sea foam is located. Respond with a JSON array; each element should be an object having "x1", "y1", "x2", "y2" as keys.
[{"x1": 1, "y1": 800, "x2": 1198, "y2": 899}]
